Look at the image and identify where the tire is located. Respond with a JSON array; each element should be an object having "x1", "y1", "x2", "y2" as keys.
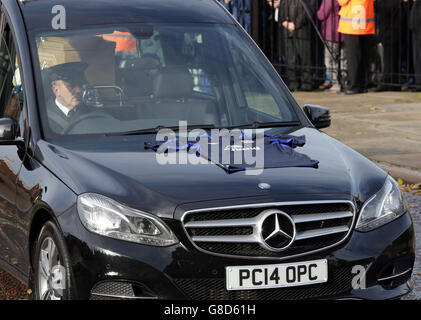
[{"x1": 31, "y1": 221, "x2": 75, "y2": 300}]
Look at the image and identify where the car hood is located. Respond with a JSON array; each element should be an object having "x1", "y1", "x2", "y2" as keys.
[{"x1": 36, "y1": 127, "x2": 387, "y2": 218}]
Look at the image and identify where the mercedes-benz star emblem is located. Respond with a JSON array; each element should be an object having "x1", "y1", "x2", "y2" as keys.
[{"x1": 260, "y1": 210, "x2": 296, "y2": 252}]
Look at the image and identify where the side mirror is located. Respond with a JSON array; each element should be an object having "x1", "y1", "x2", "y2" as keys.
[
  {"x1": 303, "y1": 104, "x2": 331, "y2": 129},
  {"x1": 0, "y1": 118, "x2": 18, "y2": 145}
]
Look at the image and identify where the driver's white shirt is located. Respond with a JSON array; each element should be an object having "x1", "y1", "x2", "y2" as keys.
[{"x1": 55, "y1": 99, "x2": 71, "y2": 117}]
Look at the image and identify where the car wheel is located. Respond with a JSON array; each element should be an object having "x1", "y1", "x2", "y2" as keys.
[{"x1": 32, "y1": 221, "x2": 74, "y2": 300}]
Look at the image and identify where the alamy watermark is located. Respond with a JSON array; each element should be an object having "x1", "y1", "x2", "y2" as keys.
[
  {"x1": 154, "y1": 121, "x2": 265, "y2": 176},
  {"x1": 352, "y1": 5, "x2": 368, "y2": 30},
  {"x1": 351, "y1": 265, "x2": 367, "y2": 290},
  {"x1": 51, "y1": 265, "x2": 66, "y2": 291},
  {"x1": 51, "y1": 5, "x2": 66, "y2": 30}
]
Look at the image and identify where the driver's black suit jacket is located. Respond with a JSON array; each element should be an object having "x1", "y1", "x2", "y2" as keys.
[{"x1": 46, "y1": 99, "x2": 94, "y2": 134}]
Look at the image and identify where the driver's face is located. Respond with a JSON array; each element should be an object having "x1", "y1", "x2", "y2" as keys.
[{"x1": 52, "y1": 80, "x2": 86, "y2": 110}]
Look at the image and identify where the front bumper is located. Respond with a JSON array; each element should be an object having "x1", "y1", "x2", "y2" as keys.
[{"x1": 59, "y1": 209, "x2": 415, "y2": 300}]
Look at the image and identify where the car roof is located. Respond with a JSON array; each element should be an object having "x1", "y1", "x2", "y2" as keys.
[{"x1": 17, "y1": 0, "x2": 234, "y2": 32}]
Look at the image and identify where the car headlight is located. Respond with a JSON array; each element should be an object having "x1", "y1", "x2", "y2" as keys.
[
  {"x1": 77, "y1": 193, "x2": 178, "y2": 246},
  {"x1": 356, "y1": 176, "x2": 408, "y2": 232}
]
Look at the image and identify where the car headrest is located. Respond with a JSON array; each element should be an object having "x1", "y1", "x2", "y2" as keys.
[
  {"x1": 153, "y1": 67, "x2": 193, "y2": 99},
  {"x1": 125, "y1": 56, "x2": 161, "y2": 70}
]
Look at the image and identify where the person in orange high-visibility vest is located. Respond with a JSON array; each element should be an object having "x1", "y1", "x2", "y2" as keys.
[
  {"x1": 102, "y1": 31, "x2": 137, "y2": 54},
  {"x1": 337, "y1": 0, "x2": 375, "y2": 94}
]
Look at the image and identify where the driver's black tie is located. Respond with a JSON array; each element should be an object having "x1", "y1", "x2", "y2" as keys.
[{"x1": 67, "y1": 107, "x2": 78, "y2": 119}]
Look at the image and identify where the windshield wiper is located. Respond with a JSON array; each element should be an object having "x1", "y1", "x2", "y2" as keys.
[
  {"x1": 106, "y1": 124, "x2": 216, "y2": 136},
  {"x1": 106, "y1": 121, "x2": 300, "y2": 136},
  {"x1": 232, "y1": 121, "x2": 301, "y2": 129}
]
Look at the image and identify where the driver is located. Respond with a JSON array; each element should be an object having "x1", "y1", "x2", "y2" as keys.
[{"x1": 46, "y1": 62, "x2": 92, "y2": 133}]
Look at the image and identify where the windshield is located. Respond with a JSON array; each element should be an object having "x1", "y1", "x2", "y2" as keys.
[{"x1": 32, "y1": 23, "x2": 300, "y2": 137}]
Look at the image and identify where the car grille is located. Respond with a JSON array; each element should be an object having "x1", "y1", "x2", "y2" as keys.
[
  {"x1": 174, "y1": 266, "x2": 354, "y2": 300},
  {"x1": 90, "y1": 281, "x2": 157, "y2": 300},
  {"x1": 182, "y1": 202, "x2": 355, "y2": 259},
  {"x1": 90, "y1": 281, "x2": 136, "y2": 300}
]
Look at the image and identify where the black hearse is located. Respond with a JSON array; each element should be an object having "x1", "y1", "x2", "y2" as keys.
[{"x1": 0, "y1": 0, "x2": 414, "y2": 299}]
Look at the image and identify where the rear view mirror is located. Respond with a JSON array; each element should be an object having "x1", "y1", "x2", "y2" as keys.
[
  {"x1": 0, "y1": 118, "x2": 18, "y2": 145},
  {"x1": 130, "y1": 25, "x2": 154, "y2": 39},
  {"x1": 303, "y1": 104, "x2": 331, "y2": 129}
]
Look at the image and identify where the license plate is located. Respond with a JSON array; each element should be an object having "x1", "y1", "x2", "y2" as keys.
[{"x1": 226, "y1": 259, "x2": 328, "y2": 291}]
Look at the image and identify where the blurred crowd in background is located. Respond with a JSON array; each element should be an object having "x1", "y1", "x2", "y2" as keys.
[{"x1": 218, "y1": 0, "x2": 421, "y2": 94}]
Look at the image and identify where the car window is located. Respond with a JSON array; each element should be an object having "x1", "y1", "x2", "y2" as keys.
[
  {"x1": 32, "y1": 24, "x2": 299, "y2": 137},
  {"x1": 230, "y1": 40, "x2": 283, "y2": 119},
  {"x1": 0, "y1": 22, "x2": 24, "y2": 126}
]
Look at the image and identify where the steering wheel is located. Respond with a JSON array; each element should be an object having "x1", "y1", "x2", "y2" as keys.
[{"x1": 63, "y1": 111, "x2": 116, "y2": 134}]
